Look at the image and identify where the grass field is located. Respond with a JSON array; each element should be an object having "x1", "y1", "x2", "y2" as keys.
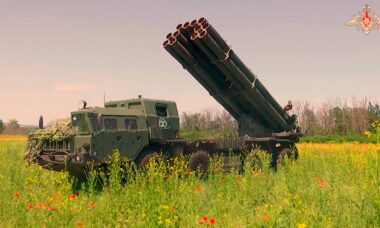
[{"x1": 0, "y1": 136, "x2": 379, "y2": 227}]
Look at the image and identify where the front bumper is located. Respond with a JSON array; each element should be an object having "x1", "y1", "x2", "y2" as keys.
[{"x1": 36, "y1": 150, "x2": 93, "y2": 176}]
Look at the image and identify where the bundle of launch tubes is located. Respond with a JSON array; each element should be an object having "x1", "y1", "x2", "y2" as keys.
[{"x1": 163, "y1": 18, "x2": 296, "y2": 134}]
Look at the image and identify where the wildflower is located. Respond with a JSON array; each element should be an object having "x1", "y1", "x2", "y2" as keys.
[
  {"x1": 169, "y1": 207, "x2": 175, "y2": 212},
  {"x1": 165, "y1": 218, "x2": 171, "y2": 224},
  {"x1": 88, "y1": 202, "x2": 96, "y2": 207},
  {"x1": 71, "y1": 207, "x2": 79, "y2": 214},
  {"x1": 364, "y1": 130, "x2": 372, "y2": 138},
  {"x1": 297, "y1": 223, "x2": 307, "y2": 228},
  {"x1": 14, "y1": 192, "x2": 21, "y2": 198},
  {"x1": 51, "y1": 193, "x2": 60, "y2": 199},
  {"x1": 37, "y1": 202, "x2": 44, "y2": 208},
  {"x1": 27, "y1": 204, "x2": 34, "y2": 209},
  {"x1": 209, "y1": 218, "x2": 216, "y2": 225},
  {"x1": 316, "y1": 177, "x2": 331, "y2": 188},
  {"x1": 235, "y1": 178, "x2": 241, "y2": 183},
  {"x1": 202, "y1": 216, "x2": 208, "y2": 221},
  {"x1": 76, "y1": 221, "x2": 84, "y2": 228},
  {"x1": 25, "y1": 185, "x2": 33, "y2": 190},
  {"x1": 253, "y1": 171, "x2": 265, "y2": 177},
  {"x1": 185, "y1": 170, "x2": 192, "y2": 175},
  {"x1": 48, "y1": 206, "x2": 56, "y2": 212},
  {"x1": 70, "y1": 193, "x2": 78, "y2": 200},
  {"x1": 262, "y1": 213, "x2": 269, "y2": 220},
  {"x1": 195, "y1": 185, "x2": 203, "y2": 192},
  {"x1": 198, "y1": 220, "x2": 204, "y2": 225}
]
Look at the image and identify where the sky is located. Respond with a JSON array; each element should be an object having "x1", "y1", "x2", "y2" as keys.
[{"x1": 1, "y1": 0, "x2": 380, "y2": 125}]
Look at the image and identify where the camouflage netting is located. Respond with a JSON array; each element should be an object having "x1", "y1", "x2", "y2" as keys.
[{"x1": 24, "y1": 118, "x2": 76, "y2": 163}]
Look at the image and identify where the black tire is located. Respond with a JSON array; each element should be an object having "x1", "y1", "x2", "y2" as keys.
[
  {"x1": 275, "y1": 146, "x2": 299, "y2": 168},
  {"x1": 188, "y1": 151, "x2": 210, "y2": 175},
  {"x1": 138, "y1": 152, "x2": 159, "y2": 170},
  {"x1": 244, "y1": 150, "x2": 266, "y2": 171}
]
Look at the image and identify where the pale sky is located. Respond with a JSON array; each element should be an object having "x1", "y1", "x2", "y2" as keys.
[{"x1": 1, "y1": 0, "x2": 380, "y2": 125}]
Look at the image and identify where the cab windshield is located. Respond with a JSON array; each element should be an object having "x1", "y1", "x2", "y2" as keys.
[{"x1": 71, "y1": 113, "x2": 89, "y2": 134}]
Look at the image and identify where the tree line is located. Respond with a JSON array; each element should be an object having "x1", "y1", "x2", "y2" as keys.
[{"x1": 180, "y1": 98, "x2": 380, "y2": 136}]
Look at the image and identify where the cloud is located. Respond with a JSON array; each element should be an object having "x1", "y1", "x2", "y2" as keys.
[{"x1": 54, "y1": 83, "x2": 96, "y2": 93}]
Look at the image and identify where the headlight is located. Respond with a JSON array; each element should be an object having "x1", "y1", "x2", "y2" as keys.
[{"x1": 75, "y1": 154, "x2": 82, "y2": 162}]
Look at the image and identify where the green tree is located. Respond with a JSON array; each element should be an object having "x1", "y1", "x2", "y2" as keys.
[
  {"x1": 8, "y1": 119, "x2": 19, "y2": 128},
  {"x1": 332, "y1": 106, "x2": 344, "y2": 134},
  {"x1": 0, "y1": 119, "x2": 3, "y2": 133},
  {"x1": 368, "y1": 102, "x2": 380, "y2": 123}
]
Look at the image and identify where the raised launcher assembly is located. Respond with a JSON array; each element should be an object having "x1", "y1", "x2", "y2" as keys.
[{"x1": 163, "y1": 18, "x2": 300, "y2": 140}]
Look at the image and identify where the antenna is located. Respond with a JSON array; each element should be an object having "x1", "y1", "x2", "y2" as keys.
[{"x1": 103, "y1": 90, "x2": 106, "y2": 106}]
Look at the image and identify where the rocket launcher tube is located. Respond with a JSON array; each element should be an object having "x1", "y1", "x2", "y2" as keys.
[
  {"x1": 201, "y1": 22, "x2": 290, "y2": 121},
  {"x1": 196, "y1": 30, "x2": 291, "y2": 131},
  {"x1": 202, "y1": 23, "x2": 230, "y2": 53},
  {"x1": 199, "y1": 25, "x2": 293, "y2": 131},
  {"x1": 167, "y1": 39, "x2": 244, "y2": 119},
  {"x1": 229, "y1": 50, "x2": 291, "y2": 122},
  {"x1": 192, "y1": 34, "x2": 284, "y2": 131}
]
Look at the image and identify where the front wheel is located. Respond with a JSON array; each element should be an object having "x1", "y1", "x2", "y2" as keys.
[{"x1": 188, "y1": 151, "x2": 210, "y2": 176}]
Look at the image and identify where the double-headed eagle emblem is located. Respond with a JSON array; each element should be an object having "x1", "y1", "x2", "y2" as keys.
[{"x1": 346, "y1": 4, "x2": 380, "y2": 35}]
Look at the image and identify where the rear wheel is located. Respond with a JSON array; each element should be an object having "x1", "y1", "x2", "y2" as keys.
[
  {"x1": 188, "y1": 151, "x2": 210, "y2": 176},
  {"x1": 138, "y1": 151, "x2": 159, "y2": 170},
  {"x1": 244, "y1": 150, "x2": 267, "y2": 171},
  {"x1": 275, "y1": 145, "x2": 299, "y2": 168}
]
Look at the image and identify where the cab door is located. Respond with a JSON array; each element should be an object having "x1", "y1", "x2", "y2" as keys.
[{"x1": 118, "y1": 116, "x2": 149, "y2": 160}]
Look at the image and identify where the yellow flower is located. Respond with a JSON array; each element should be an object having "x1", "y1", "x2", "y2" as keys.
[
  {"x1": 364, "y1": 130, "x2": 372, "y2": 138},
  {"x1": 297, "y1": 223, "x2": 307, "y2": 228},
  {"x1": 165, "y1": 218, "x2": 171, "y2": 224}
]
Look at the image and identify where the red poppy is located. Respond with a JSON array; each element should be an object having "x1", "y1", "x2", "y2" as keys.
[
  {"x1": 37, "y1": 202, "x2": 44, "y2": 208},
  {"x1": 202, "y1": 216, "x2": 208, "y2": 221},
  {"x1": 25, "y1": 185, "x2": 33, "y2": 190},
  {"x1": 27, "y1": 204, "x2": 34, "y2": 209},
  {"x1": 14, "y1": 192, "x2": 21, "y2": 197},
  {"x1": 198, "y1": 220, "x2": 204, "y2": 225},
  {"x1": 70, "y1": 193, "x2": 78, "y2": 200},
  {"x1": 316, "y1": 177, "x2": 331, "y2": 188},
  {"x1": 209, "y1": 218, "x2": 216, "y2": 225},
  {"x1": 88, "y1": 202, "x2": 96, "y2": 207},
  {"x1": 49, "y1": 207, "x2": 56, "y2": 212},
  {"x1": 76, "y1": 221, "x2": 84, "y2": 228},
  {"x1": 262, "y1": 213, "x2": 269, "y2": 220},
  {"x1": 51, "y1": 193, "x2": 60, "y2": 199}
]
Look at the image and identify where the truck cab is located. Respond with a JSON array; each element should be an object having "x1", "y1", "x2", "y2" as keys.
[{"x1": 29, "y1": 97, "x2": 180, "y2": 175}]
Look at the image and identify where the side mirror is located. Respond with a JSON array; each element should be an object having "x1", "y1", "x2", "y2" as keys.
[
  {"x1": 97, "y1": 114, "x2": 103, "y2": 130},
  {"x1": 39, "y1": 116, "x2": 44, "y2": 129}
]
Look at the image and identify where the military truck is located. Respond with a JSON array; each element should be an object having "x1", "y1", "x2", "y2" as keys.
[{"x1": 25, "y1": 18, "x2": 301, "y2": 176}]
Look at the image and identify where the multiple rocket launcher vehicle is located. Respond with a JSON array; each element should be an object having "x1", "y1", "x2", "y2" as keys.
[
  {"x1": 27, "y1": 18, "x2": 301, "y2": 176},
  {"x1": 164, "y1": 18, "x2": 299, "y2": 139}
]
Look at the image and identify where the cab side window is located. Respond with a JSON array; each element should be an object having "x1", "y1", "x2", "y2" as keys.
[
  {"x1": 155, "y1": 105, "x2": 168, "y2": 117},
  {"x1": 124, "y1": 118, "x2": 137, "y2": 131},
  {"x1": 104, "y1": 118, "x2": 117, "y2": 130}
]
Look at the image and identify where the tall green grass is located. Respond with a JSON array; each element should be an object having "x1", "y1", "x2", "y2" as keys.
[{"x1": 0, "y1": 140, "x2": 379, "y2": 227}]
